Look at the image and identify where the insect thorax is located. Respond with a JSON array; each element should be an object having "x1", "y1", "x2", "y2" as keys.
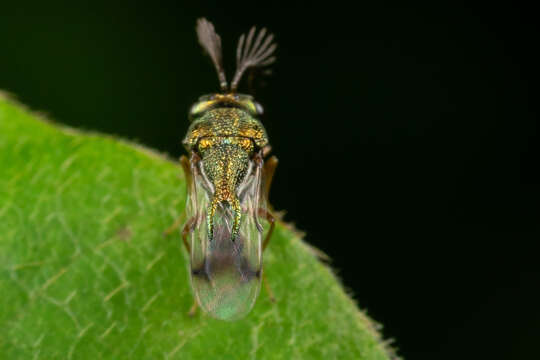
[
  {"x1": 183, "y1": 96, "x2": 269, "y2": 202},
  {"x1": 184, "y1": 94, "x2": 269, "y2": 154}
]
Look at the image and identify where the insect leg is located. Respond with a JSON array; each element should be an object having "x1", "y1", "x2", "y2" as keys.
[
  {"x1": 188, "y1": 299, "x2": 199, "y2": 317},
  {"x1": 262, "y1": 271, "x2": 276, "y2": 303},
  {"x1": 181, "y1": 217, "x2": 198, "y2": 315},
  {"x1": 259, "y1": 208, "x2": 276, "y2": 302},
  {"x1": 181, "y1": 217, "x2": 196, "y2": 254},
  {"x1": 262, "y1": 156, "x2": 278, "y2": 205},
  {"x1": 163, "y1": 154, "x2": 194, "y2": 237},
  {"x1": 258, "y1": 208, "x2": 275, "y2": 251},
  {"x1": 180, "y1": 154, "x2": 193, "y2": 188},
  {"x1": 163, "y1": 212, "x2": 186, "y2": 237},
  {"x1": 180, "y1": 153, "x2": 201, "y2": 314}
]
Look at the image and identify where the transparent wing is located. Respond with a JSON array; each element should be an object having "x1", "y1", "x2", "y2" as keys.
[{"x1": 184, "y1": 156, "x2": 266, "y2": 320}]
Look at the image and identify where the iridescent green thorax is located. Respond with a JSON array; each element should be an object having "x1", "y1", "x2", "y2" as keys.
[
  {"x1": 184, "y1": 95, "x2": 268, "y2": 149},
  {"x1": 183, "y1": 98, "x2": 269, "y2": 241}
]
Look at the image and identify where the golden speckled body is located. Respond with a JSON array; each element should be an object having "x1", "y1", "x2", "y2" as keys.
[
  {"x1": 179, "y1": 18, "x2": 278, "y2": 320},
  {"x1": 183, "y1": 102, "x2": 269, "y2": 240}
]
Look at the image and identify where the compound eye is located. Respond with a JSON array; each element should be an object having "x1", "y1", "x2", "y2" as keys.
[
  {"x1": 254, "y1": 102, "x2": 264, "y2": 115},
  {"x1": 189, "y1": 103, "x2": 200, "y2": 118},
  {"x1": 189, "y1": 100, "x2": 209, "y2": 119}
]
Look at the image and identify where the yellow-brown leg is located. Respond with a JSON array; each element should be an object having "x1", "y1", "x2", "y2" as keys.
[
  {"x1": 163, "y1": 212, "x2": 185, "y2": 237},
  {"x1": 262, "y1": 271, "x2": 276, "y2": 302},
  {"x1": 258, "y1": 208, "x2": 276, "y2": 302},
  {"x1": 163, "y1": 154, "x2": 193, "y2": 238},
  {"x1": 182, "y1": 217, "x2": 197, "y2": 316},
  {"x1": 259, "y1": 208, "x2": 275, "y2": 251},
  {"x1": 259, "y1": 156, "x2": 278, "y2": 302},
  {"x1": 181, "y1": 217, "x2": 196, "y2": 253},
  {"x1": 174, "y1": 154, "x2": 201, "y2": 316},
  {"x1": 188, "y1": 299, "x2": 199, "y2": 317},
  {"x1": 263, "y1": 156, "x2": 278, "y2": 205},
  {"x1": 180, "y1": 155, "x2": 192, "y2": 188}
]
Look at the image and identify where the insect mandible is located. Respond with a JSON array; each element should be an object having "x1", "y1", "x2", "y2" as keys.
[{"x1": 166, "y1": 18, "x2": 278, "y2": 321}]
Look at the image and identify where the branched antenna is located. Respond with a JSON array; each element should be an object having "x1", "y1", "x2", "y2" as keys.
[
  {"x1": 231, "y1": 26, "x2": 277, "y2": 92},
  {"x1": 196, "y1": 18, "x2": 228, "y2": 91}
]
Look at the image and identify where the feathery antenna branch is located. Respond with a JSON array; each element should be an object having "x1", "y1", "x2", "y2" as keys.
[
  {"x1": 231, "y1": 26, "x2": 277, "y2": 92},
  {"x1": 196, "y1": 18, "x2": 228, "y2": 91},
  {"x1": 196, "y1": 18, "x2": 277, "y2": 92}
]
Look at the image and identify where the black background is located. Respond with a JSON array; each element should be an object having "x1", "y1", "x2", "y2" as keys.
[{"x1": 1, "y1": 1, "x2": 538, "y2": 359}]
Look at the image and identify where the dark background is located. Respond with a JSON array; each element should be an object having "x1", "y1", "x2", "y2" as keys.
[{"x1": 1, "y1": 1, "x2": 538, "y2": 358}]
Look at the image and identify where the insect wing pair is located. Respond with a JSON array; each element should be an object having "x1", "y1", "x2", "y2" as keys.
[{"x1": 181, "y1": 151, "x2": 275, "y2": 320}]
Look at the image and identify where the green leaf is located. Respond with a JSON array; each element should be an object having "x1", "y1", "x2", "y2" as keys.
[{"x1": 0, "y1": 93, "x2": 398, "y2": 359}]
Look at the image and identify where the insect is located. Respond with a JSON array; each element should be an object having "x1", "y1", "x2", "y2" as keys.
[{"x1": 169, "y1": 18, "x2": 278, "y2": 321}]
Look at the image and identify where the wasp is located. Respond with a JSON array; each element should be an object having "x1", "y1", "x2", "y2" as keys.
[{"x1": 166, "y1": 18, "x2": 278, "y2": 321}]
